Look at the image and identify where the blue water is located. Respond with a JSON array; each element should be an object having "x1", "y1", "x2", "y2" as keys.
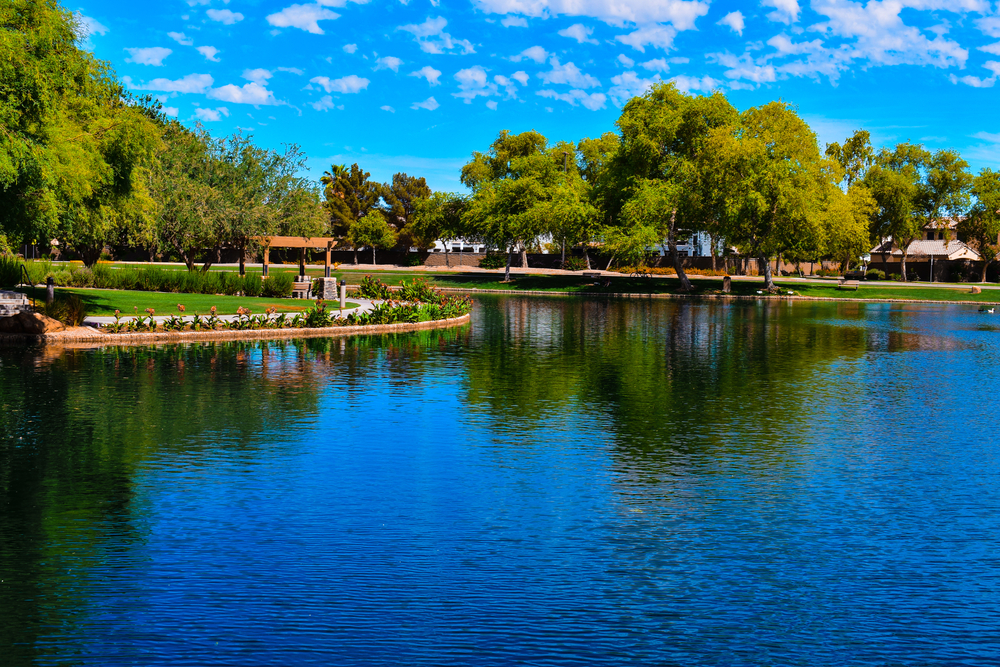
[{"x1": 2, "y1": 295, "x2": 999, "y2": 665}]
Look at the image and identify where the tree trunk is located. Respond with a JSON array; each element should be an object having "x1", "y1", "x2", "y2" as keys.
[
  {"x1": 760, "y1": 254, "x2": 776, "y2": 290},
  {"x1": 80, "y1": 245, "x2": 103, "y2": 268},
  {"x1": 504, "y1": 243, "x2": 512, "y2": 282},
  {"x1": 239, "y1": 246, "x2": 246, "y2": 276},
  {"x1": 583, "y1": 247, "x2": 591, "y2": 270},
  {"x1": 605, "y1": 253, "x2": 615, "y2": 271},
  {"x1": 561, "y1": 239, "x2": 565, "y2": 267},
  {"x1": 710, "y1": 234, "x2": 717, "y2": 273},
  {"x1": 201, "y1": 245, "x2": 220, "y2": 273},
  {"x1": 983, "y1": 259, "x2": 991, "y2": 283},
  {"x1": 520, "y1": 244, "x2": 528, "y2": 268},
  {"x1": 353, "y1": 247, "x2": 358, "y2": 265},
  {"x1": 373, "y1": 246, "x2": 377, "y2": 266},
  {"x1": 445, "y1": 245, "x2": 450, "y2": 267},
  {"x1": 900, "y1": 251, "x2": 908, "y2": 282},
  {"x1": 667, "y1": 210, "x2": 692, "y2": 292}
]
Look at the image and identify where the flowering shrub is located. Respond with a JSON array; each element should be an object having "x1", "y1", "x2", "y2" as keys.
[{"x1": 358, "y1": 275, "x2": 393, "y2": 300}]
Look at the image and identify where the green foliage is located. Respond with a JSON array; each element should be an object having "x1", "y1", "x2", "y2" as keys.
[
  {"x1": 866, "y1": 268, "x2": 885, "y2": 280},
  {"x1": 348, "y1": 212, "x2": 397, "y2": 264},
  {"x1": 40, "y1": 293, "x2": 88, "y2": 326},
  {"x1": 562, "y1": 257, "x2": 587, "y2": 271},
  {"x1": 410, "y1": 192, "x2": 467, "y2": 250},
  {"x1": 479, "y1": 252, "x2": 507, "y2": 269},
  {"x1": 321, "y1": 163, "x2": 384, "y2": 239},
  {"x1": 0, "y1": 255, "x2": 24, "y2": 289},
  {"x1": 398, "y1": 277, "x2": 437, "y2": 302},
  {"x1": 383, "y1": 172, "x2": 432, "y2": 240},
  {"x1": 262, "y1": 272, "x2": 293, "y2": 298},
  {"x1": 358, "y1": 275, "x2": 393, "y2": 300}
]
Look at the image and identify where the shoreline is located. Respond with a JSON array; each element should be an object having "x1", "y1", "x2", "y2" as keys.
[{"x1": 0, "y1": 312, "x2": 471, "y2": 348}]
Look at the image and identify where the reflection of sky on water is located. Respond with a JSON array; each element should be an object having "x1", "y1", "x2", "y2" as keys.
[{"x1": 3, "y1": 298, "x2": 1000, "y2": 665}]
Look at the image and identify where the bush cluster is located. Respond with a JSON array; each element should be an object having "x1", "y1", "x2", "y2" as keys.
[
  {"x1": 103, "y1": 297, "x2": 473, "y2": 334},
  {"x1": 478, "y1": 252, "x2": 507, "y2": 269},
  {"x1": 22, "y1": 262, "x2": 294, "y2": 298}
]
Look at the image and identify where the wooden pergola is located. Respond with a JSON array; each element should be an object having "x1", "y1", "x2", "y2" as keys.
[{"x1": 255, "y1": 236, "x2": 338, "y2": 277}]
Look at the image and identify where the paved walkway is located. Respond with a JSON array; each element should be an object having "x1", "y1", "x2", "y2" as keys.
[{"x1": 84, "y1": 298, "x2": 377, "y2": 326}]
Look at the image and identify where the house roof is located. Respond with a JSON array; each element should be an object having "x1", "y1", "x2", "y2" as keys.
[
  {"x1": 922, "y1": 217, "x2": 963, "y2": 230},
  {"x1": 871, "y1": 238, "x2": 981, "y2": 260}
]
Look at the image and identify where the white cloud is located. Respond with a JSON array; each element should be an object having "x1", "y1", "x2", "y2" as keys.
[
  {"x1": 163, "y1": 106, "x2": 179, "y2": 117},
  {"x1": 710, "y1": 51, "x2": 777, "y2": 84},
  {"x1": 343, "y1": 43, "x2": 358, "y2": 53},
  {"x1": 381, "y1": 105, "x2": 396, "y2": 112},
  {"x1": 670, "y1": 74, "x2": 720, "y2": 92},
  {"x1": 976, "y1": 15, "x2": 1000, "y2": 38},
  {"x1": 640, "y1": 58, "x2": 668, "y2": 71},
  {"x1": 494, "y1": 74, "x2": 520, "y2": 97},
  {"x1": 763, "y1": 0, "x2": 799, "y2": 24},
  {"x1": 196, "y1": 46, "x2": 220, "y2": 62},
  {"x1": 617, "y1": 53, "x2": 635, "y2": 67},
  {"x1": 607, "y1": 70, "x2": 661, "y2": 105},
  {"x1": 453, "y1": 65, "x2": 498, "y2": 102},
  {"x1": 194, "y1": 106, "x2": 230, "y2": 121},
  {"x1": 312, "y1": 95, "x2": 336, "y2": 110},
  {"x1": 501, "y1": 16, "x2": 528, "y2": 27},
  {"x1": 243, "y1": 68, "x2": 273, "y2": 84},
  {"x1": 124, "y1": 47, "x2": 171, "y2": 66},
  {"x1": 207, "y1": 8, "x2": 244, "y2": 24},
  {"x1": 486, "y1": 100, "x2": 498, "y2": 109},
  {"x1": 981, "y1": 42, "x2": 1000, "y2": 56},
  {"x1": 511, "y1": 45, "x2": 549, "y2": 63},
  {"x1": 410, "y1": 65, "x2": 443, "y2": 85},
  {"x1": 267, "y1": 4, "x2": 340, "y2": 34},
  {"x1": 470, "y1": 0, "x2": 709, "y2": 31},
  {"x1": 310, "y1": 74, "x2": 370, "y2": 93},
  {"x1": 537, "y1": 57, "x2": 601, "y2": 88},
  {"x1": 558, "y1": 23, "x2": 598, "y2": 44},
  {"x1": 74, "y1": 12, "x2": 108, "y2": 38},
  {"x1": 717, "y1": 11, "x2": 744, "y2": 36},
  {"x1": 375, "y1": 56, "x2": 404, "y2": 72},
  {"x1": 168, "y1": 32, "x2": 193, "y2": 46},
  {"x1": 398, "y1": 16, "x2": 475, "y2": 54},
  {"x1": 616, "y1": 24, "x2": 677, "y2": 52},
  {"x1": 277, "y1": 67, "x2": 304, "y2": 75},
  {"x1": 536, "y1": 88, "x2": 606, "y2": 110},
  {"x1": 124, "y1": 73, "x2": 214, "y2": 93},
  {"x1": 208, "y1": 82, "x2": 282, "y2": 105},
  {"x1": 511, "y1": 70, "x2": 529, "y2": 85},
  {"x1": 412, "y1": 96, "x2": 440, "y2": 110},
  {"x1": 950, "y1": 60, "x2": 1000, "y2": 88}
]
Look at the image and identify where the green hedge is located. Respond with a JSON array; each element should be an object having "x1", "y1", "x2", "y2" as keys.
[{"x1": 22, "y1": 262, "x2": 294, "y2": 298}]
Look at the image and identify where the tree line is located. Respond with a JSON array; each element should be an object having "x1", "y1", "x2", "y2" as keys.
[{"x1": 4, "y1": 0, "x2": 999, "y2": 287}]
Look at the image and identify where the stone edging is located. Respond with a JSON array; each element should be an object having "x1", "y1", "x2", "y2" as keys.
[{"x1": 0, "y1": 312, "x2": 471, "y2": 347}]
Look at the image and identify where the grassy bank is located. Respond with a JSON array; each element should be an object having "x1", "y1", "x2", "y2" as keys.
[{"x1": 18, "y1": 287, "x2": 357, "y2": 316}]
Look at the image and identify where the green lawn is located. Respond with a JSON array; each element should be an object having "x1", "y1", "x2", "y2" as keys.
[{"x1": 19, "y1": 287, "x2": 357, "y2": 316}]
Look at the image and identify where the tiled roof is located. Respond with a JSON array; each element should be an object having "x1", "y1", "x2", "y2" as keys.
[{"x1": 871, "y1": 238, "x2": 981, "y2": 260}]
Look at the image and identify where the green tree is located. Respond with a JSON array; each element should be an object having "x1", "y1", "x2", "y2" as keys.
[
  {"x1": 321, "y1": 163, "x2": 383, "y2": 262},
  {"x1": 712, "y1": 101, "x2": 827, "y2": 290},
  {"x1": 604, "y1": 83, "x2": 740, "y2": 290},
  {"x1": 461, "y1": 130, "x2": 558, "y2": 281},
  {"x1": 348, "y1": 211, "x2": 396, "y2": 266},
  {"x1": 383, "y1": 172, "x2": 431, "y2": 249},
  {"x1": 959, "y1": 168, "x2": 1000, "y2": 282},
  {"x1": 410, "y1": 192, "x2": 467, "y2": 264},
  {"x1": 825, "y1": 130, "x2": 874, "y2": 188}
]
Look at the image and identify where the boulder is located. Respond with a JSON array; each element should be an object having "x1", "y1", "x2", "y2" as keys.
[
  {"x1": 0, "y1": 311, "x2": 66, "y2": 334},
  {"x1": 971, "y1": 286, "x2": 982, "y2": 294}
]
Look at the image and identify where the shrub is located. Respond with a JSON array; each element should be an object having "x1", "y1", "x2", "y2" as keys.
[
  {"x1": 358, "y1": 275, "x2": 393, "y2": 300},
  {"x1": 405, "y1": 253, "x2": 424, "y2": 267},
  {"x1": 814, "y1": 268, "x2": 841, "y2": 277},
  {"x1": 0, "y1": 255, "x2": 24, "y2": 289},
  {"x1": 562, "y1": 257, "x2": 587, "y2": 272},
  {"x1": 41, "y1": 294, "x2": 88, "y2": 326},
  {"x1": 241, "y1": 274, "x2": 263, "y2": 297},
  {"x1": 262, "y1": 272, "x2": 293, "y2": 298},
  {"x1": 889, "y1": 272, "x2": 902, "y2": 281},
  {"x1": 866, "y1": 268, "x2": 885, "y2": 281},
  {"x1": 479, "y1": 252, "x2": 507, "y2": 269},
  {"x1": 398, "y1": 277, "x2": 437, "y2": 303}
]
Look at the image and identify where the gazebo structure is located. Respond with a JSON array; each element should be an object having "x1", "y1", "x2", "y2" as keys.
[{"x1": 253, "y1": 236, "x2": 338, "y2": 278}]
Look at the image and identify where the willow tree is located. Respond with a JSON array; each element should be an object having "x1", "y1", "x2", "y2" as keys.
[
  {"x1": 0, "y1": 0, "x2": 161, "y2": 264},
  {"x1": 712, "y1": 101, "x2": 827, "y2": 291},
  {"x1": 602, "y1": 83, "x2": 739, "y2": 291}
]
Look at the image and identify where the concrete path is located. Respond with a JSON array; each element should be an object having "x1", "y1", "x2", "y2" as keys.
[{"x1": 84, "y1": 298, "x2": 377, "y2": 327}]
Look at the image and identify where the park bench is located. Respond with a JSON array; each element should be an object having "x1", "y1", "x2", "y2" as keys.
[
  {"x1": 582, "y1": 271, "x2": 602, "y2": 279},
  {"x1": 838, "y1": 279, "x2": 860, "y2": 291},
  {"x1": 292, "y1": 278, "x2": 312, "y2": 299}
]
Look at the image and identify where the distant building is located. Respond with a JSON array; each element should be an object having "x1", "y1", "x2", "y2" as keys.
[{"x1": 870, "y1": 218, "x2": 981, "y2": 262}]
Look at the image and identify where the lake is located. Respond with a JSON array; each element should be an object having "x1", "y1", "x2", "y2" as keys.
[{"x1": 2, "y1": 294, "x2": 999, "y2": 665}]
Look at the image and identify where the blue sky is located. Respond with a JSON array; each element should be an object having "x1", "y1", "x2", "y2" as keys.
[{"x1": 75, "y1": 0, "x2": 1000, "y2": 192}]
